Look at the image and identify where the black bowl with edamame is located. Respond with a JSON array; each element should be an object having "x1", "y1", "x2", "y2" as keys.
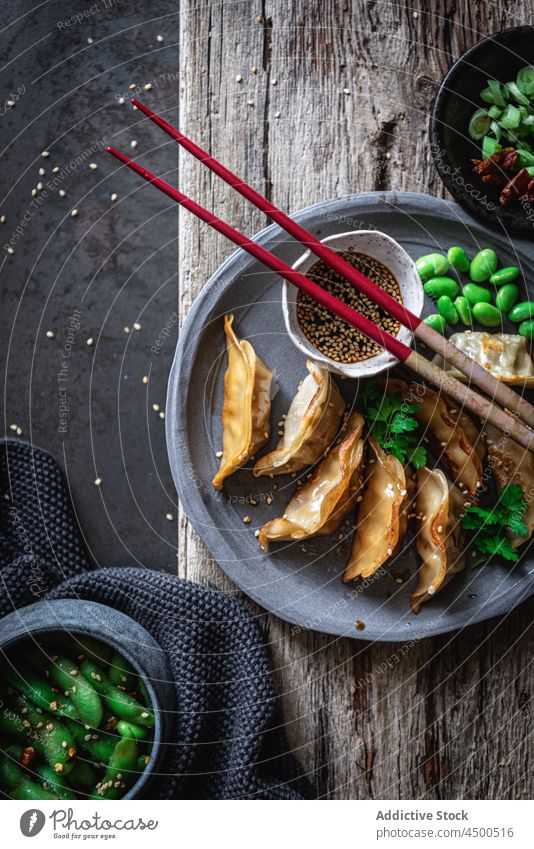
[
  {"x1": 0, "y1": 600, "x2": 176, "y2": 800},
  {"x1": 430, "y1": 25, "x2": 534, "y2": 235}
]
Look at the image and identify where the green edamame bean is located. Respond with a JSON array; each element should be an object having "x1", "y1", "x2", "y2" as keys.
[
  {"x1": 437, "y1": 295, "x2": 459, "y2": 325},
  {"x1": 462, "y1": 283, "x2": 491, "y2": 305},
  {"x1": 49, "y1": 656, "x2": 103, "y2": 727},
  {"x1": 453, "y1": 296, "x2": 472, "y2": 326},
  {"x1": 495, "y1": 284, "x2": 519, "y2": 312},
  {"x1": 423, "y1": 314, "x2": 447, "y2": 334},
  {"x1": 14, "y1": 694, "x2": 76, "y2": 773},
  {"x1": 472, "y1": 302, "x2": 503, "y2": 327},
  {"x1": 91, "y1": 737, "x2": 138, "y2": 800},
  {"x1": 489, "y1": 266, "x2": 520, "y2": 286},
  {"x1": 68, "y1": 760, "x2": 99, "y2": 790},
  {"x1": 423, "y1": 276, "x2": 458, "y2": 299},
  {"x1": 518, "y1": 320, "x2": 534, "y2": 340},
  {"x1": 447, "y1": 246, "x2": 470, "y2": 272},
  {"x1": 33, "y1": 762, "x2": 76, "y2": 800},
  {"x1": 508, "y1": 301, "x2": 534, "y2": 323},
  {"x1": 64, "y1": 718, "x2": 116, "y2": 765},
  {"x1": 109, "y1": 652, "x2": 137, "y2": 690},
  {"x1": 80, "y1": 661, "x2": 154, "y2": 728},
  {"x1": 117, "y1": 720, "x2": 147, "y2": 740},
  {"x1": 12, "y1": 777, "x2": 57, "y2": 801},
  {"x1": 415, "y1": 253, "x2": 449, "y2": 282},
  {"x1": 7, "y1": 667, "x2": 78, "y2": 720},
  {"x1": 469, "y1": 249, "x2": 498, "y2": 282}
]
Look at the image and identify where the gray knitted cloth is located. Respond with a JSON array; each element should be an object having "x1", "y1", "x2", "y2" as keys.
[{"x1": 0, "y1": 439, "x2": 309, "y2": 800}]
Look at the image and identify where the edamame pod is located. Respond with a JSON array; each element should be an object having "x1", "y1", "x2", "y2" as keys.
[
  {"x1": 109, "y1": 652, "x2": 137, "y2": 690},
  {"x1": 33, "y1": 762, "x2": 76, "y2": 800},
  {"x1": 12, "y1": 777, "x2": 57, "y2": 801},
  {"x1": 0, "y1": 748, "x2": 24, "y2": 789},
  {"x1": 495, "y1": 284, "x2": 519, "y2": 312},
  {"x1": 415, "y1": 253, "x2": 449, "y2": 282},
  {"x1": 64, "y1": 718, "x2": 116, "y2": 765},
  {"x1": 91, "y1": 737, "x2": 138, "y2": 800},
  {"x1": 472, "y1": 303, "x2": 503, "y2": 327},
  {"x1": 423, "y1": 314, "x2": 447, "y2": 334},
  {"x1": 7, "y1": 667, "x2": 78, "y2": 720},
  {"x1": 518, "y1": 320, "x2": 534, "y2": 340},
  {"x1": 489, "y1": 266, "x2": 520, "y2": 286},
  {"x1": 79, "y1": 661, "x2": 154, "y2": 728},
  {"x1": 0, "y1": 709, "x2": 26, "y2": 740},
  {"x1": 49, "y1": 656, "x2": 103, "y2": 727},
  {"x1": 68, "y1": 760, "x2": 99, "y2": 790},
  {"x1": 508, "y1": 301, "x2": 534, "y2": 323},
  {"x1": 423, "y1": 276, "x2": 459, "y2": 299},
  {"x1": 447, "y1": 246, "x2": 470, "y2": 272},
  {"x1": 14, "y1": 694, "x2": 76, "y2": 774},
  {"x1": 462, "y1": 283, "x2": 491, "y2": 305},
  {"x1": 453, "y1": 296, "x2": 473, "y2": 326},
  {"x1": 469, "y1": 249, "x2": 498, "y2": 282},
  {"x1": 437, "y1": 295, "x2": 459, "y2": 325},
  {"x1": 117, "y1": 720, "x2": 147, "y2": 740}
]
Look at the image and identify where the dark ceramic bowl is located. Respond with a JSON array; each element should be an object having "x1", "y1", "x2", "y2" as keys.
[
  {"x1": 0, "y1": 599, "x2": 176, "y2": 799},
  {"x1": 430, "y1": 26, "x2": 534, "y2": 236}
]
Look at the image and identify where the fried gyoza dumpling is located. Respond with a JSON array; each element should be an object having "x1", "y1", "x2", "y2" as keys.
[
  {"x1": 258, "y1": 412, "x2": 365, "y2": 549},
  {"x1": 411, "y1": 467, "x2": 465, "y2": 613},
  {"x1": 212, "y1": 314, "x2": 272, "y2": 490},
  {"x1": 432, "y1": 332, "x2": 534, "y2": 386},
  {"x1": 486, "y1": 424, "x2": 534, "y2": 547},
  {"x1": 409, "y1": 383, "x2": 483, "y2": 499},
  {"x1": 343, "y1": 437, "x2": 406, "y2": 582},
  {"x1": 253, "y1": 361, "x2": 345, "y2": 477},
  {"x1": 395, "y1": 468, "x2": 417, "y2": 555}
]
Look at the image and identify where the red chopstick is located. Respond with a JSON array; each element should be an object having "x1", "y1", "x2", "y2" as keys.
[
  {"x1": 130, "y1": 98, "x2": 534, "y2": 431},
  {"x1": 107, "y1": 144, "x2": 534, "y2": 454},
  {"x1": 107, "y1": 145, "x2": 408, "y2": 360}
]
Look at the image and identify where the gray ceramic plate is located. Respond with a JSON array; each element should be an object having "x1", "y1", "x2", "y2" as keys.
[{"x1": 166, "y1": 191, "x2": 534, "y2": 641}]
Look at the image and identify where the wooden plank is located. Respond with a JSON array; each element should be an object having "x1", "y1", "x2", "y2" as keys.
[{"x1": 178, "y1": 0, "x2": 534, "y2": 799}]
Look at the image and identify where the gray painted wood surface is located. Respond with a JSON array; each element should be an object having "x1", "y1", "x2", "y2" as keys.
[{"x1": 177, "y1": 0, "x2": 533, "y2": 799}]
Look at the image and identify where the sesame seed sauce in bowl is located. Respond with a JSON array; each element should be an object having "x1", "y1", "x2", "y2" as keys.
[{"x1": 282, "y1": 230, "x2": 424, "y2": 379}]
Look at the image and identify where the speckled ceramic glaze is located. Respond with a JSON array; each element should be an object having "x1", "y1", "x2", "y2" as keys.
[
  {"x1": 0, "y1": 599, "x2": 175, "y2": 799},
  {"x1": 283, "y1": 230, "x2": 424, "y2": 378},
  {"x1": 166, "y1": 192, "x2": 534, "y2": 642}
]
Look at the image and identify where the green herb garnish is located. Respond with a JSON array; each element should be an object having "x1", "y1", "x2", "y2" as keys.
[
  {"x1": 359, "y1": 384, "x2": 426, "y2": 468},
  {"x1": 461, "y1": 483, "x2": 527, "y2": 566}
]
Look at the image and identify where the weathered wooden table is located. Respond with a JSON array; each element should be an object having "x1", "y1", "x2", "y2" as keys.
[{"x1": 178, "y1": 1, "x2": 533, "y2": 798}]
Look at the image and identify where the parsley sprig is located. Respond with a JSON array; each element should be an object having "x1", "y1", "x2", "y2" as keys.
[
  {"x1": 461, "y1": 483, "x2": 527, "y2": 565},
  {"x1": 359, "y1": 384, "x2": 427, "y2": 469}
]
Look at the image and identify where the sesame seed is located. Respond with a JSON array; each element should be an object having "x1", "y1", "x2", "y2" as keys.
[
  {"x1": 130, "y1": 140, "x2": 138, "y2": 150},
  {"x1": 274, "y1": 111, "x2": 281, "y2": 118},
  {"x1": 94, "y1": 478, "x2": 102, "y2": 486},
  {"x1": 247, "y1": 99, "x2": 254, "y2": 106},
  {"x1": 143, "y1": 83, "x2": 153, "y2": 91},
  {"x1": 254, "y1": 530, "x2": 260, "y2": 537},
  {"x1": 159, "y1": 411, "x2": 165, "y2": 419},
  {"x1": 86, "y1": 337, "x2": 94, "y2": 346},
  {"x1": 152, "y1": 403, "x2": 160, "y2": 411},
  {"x1": 46, "y1": 330, "x2": 55, "y2": 339},
  {"x1": 0, "y1": 215, "x2": 5, "y2": 223},
  {"x1": 133, "y1": 322, "x2": 141, "y2": 331},
  {"x1": 70, "y1": 208, "x2": 78, "y2": 217},
  {"x1": 31, "y1": 188, "x2": 37, "y2": 197},
  {"x1": 41, "y1": 150, "x2": 50, "y2": 158},
  {"x1": 343, "y1": 87, "x2": 350, "y2": 94},
  {"x1": 38, "y1": 167, "x2": 45, "y2": 176},
  {"x1": 165, "y1": 513, "x2": 174, "y2": 521},
  {"x1": 129, "y1": 83, "x2": 137, "y2": 90},
  {"x1": 6, "y1": 246, "x2": 14, "y2": 254},
  {"x1": 250, "y1": 66, "x2": 257, "y2": 73},
  {"x1": 123, "y1": 326, "x2": 130, "y2": 334},
  {"x1": 267, "y1": 496, "x2": 273, "y2": 505},
  {"x1": 87, "y1": 36, "x2": 94, "y2": 44},
  {"x1": 156, "y1": 34, "x2": 164, "y2": 42},
  {"x1": 89, "y1": 162, "x2": 97, "y2": 170},
  {"x1": 242, "y1": 516, "x2": 251, "y2": 524},
  {"x1": 118, "y1": 97, "x2": 125, "y2": 105},
  {"x1": 142, "y1": 375, "x2": 149, "y2": 384},
  {"x1": 16, "y1": 427, "x2": 22, "y2": 436},
  {"x1": 37, "y1": 182, "x2": 43, "y2": 190},
  {"x1": 111, "y1": 193, "x2": 118, "y2": 202},
  {"x1": 216, "y1": 450, "x2": 223, "y2": 458},
  {"x1": 59, "y1": 189, "x2": 66, "y2": 197}
]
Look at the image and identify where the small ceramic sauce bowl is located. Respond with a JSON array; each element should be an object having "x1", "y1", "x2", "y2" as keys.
[{"x1": 282, "y1": 229, "x2": 423, "y2": 379}]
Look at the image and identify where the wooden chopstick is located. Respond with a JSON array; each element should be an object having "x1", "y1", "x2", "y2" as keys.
[
  {"x1": 130, "y1": 98, "x2": 534, "y2": 431},
  {"x1": 107, "y1": 145, "x2": 534, "y2": 455}
]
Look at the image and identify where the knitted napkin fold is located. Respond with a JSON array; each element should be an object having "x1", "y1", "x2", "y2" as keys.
[{"x1": 0, "y1": 439, "x2": 309, "y2": 800}]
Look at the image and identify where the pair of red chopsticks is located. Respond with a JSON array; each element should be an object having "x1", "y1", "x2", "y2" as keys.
[{"x1": 108, "y1": 100, "x2": 534, "y2": 453}]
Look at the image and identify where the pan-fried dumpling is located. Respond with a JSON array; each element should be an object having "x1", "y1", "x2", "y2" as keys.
[
  {"x1": 253, "y1": 361, "x2": 345, "y2": 477},
  {"x1": 411, "y1": 468, "x2": 465, "y2": 613},
  {"x1": 432, "y1": 332, "x2": 534, "y2": 386},
  {"x1": 343, "y1": 437, "x2": 406, "y2": 581},
  {"x1": 258, "y1": 412, "x2": 365, "y2": 549},
  {"x1": 212, "y1": 314, "x2": 272, "y2": 490},
  {"x1": 395, "y1": 468, "x2": 417, "y2": 555},
  {"x1": 485, "y1": 424, "x2": 534, "y2": 547},
  {"x1": 409, "y1": 383, "x2": 483, "y2": 499}
]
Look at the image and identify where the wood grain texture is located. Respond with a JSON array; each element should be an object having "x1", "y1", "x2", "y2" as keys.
[{"x1": 178, "y1": 0, "x2": 534, "y2": 799}]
